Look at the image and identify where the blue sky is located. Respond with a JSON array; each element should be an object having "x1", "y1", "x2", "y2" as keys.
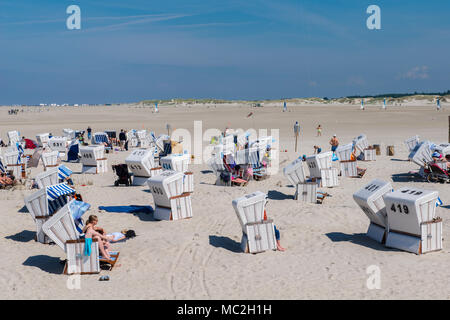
[{"x1": 0, "y1": 0, "x2": 449, "y2": 104}]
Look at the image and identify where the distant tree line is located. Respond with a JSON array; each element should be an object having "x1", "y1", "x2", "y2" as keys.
[{"x1": 345, "y1": 90, "x2": 450, "y2": 99}]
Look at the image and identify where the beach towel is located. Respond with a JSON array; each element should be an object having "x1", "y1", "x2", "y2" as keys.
[
  {"x1": 98, "y1": 205, "x2": 153, "y2": 214},
  {"x1": 84, "y1": 237, "x2": 92, "y2": 256},
  {"x1": 70, "y1": 200, "x2": 91, "y2": 234}
]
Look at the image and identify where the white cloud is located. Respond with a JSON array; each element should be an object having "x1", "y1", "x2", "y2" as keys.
[{"x1": 401, "y1": 66, "x2": 429, "y2": 80}]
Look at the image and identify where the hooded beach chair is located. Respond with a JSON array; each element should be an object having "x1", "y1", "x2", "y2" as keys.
[
  {"x1": 207, "y1": 154, "x2": 230, "y2": 186},
  {"x1": 42, "y1": 200, "x2": 119, "y2": 274},
  {"x1": 36, "y1": 133, "x2": 50, "y2": 148},
  {"x1": 408, "y1": 141, "x2": 433, "y2": 168},
  {"x1": 4, "y1": 150, "x2": 26, "y2": 179},
  {"x1": 283, "y1": 157, "x2": 330, "y2": 203},
  {"x1": 305, "y1": 152, "x2": 338, "y2": 187},
  {"x1": 127, "y1": 130, "x2": 139, "y2": 148},
  {"x1": 24, "y1": 183, "x2": 76, "y2": 243},
  {"x1": 41, "y1": 150, "x2": 59, "y2": 171},
  {"x1": 383, "y1": 187, "x2": 442, "y2": 254},
  {"x1": 7, "y1": 130, "x2": 20, "y2": 146},
  {"x1": 405, "y1": 135, "x2": 420, "y2": 153},
  {"x1": 160, "y1": 153, "x2": 193, "y2": 192},
  {"x1": 34, "y1": 167, "x2": 59, "y2": 189},
  {"x1": 136, "y1": 130, "x2": 151, "y2": 148},
  {"x1": 232, "y1": 191, "x2": 277, "y2": 254},
  {"x1": 147, "y1": 170, "x2": 192, "y2": 221},
  {"x1": 353, "y1": 179, "x2": 393, "y2": 243},
  {"x1": 336, "y1": 143, "x2": 358, "y2": 177},
  {"x1": 91, "y1": 132, "x2": 111, "y2": 149},
  {"x1": 79, "y1": 145, "x2": 107, "y2": 174},
  {"x1": 48, "y1": 136, "x2": 68, "y2": 156},
  {"x1": 353, "y1": 134, "x2": 375, "y2": 161},
  {"x1": 63, "y1": 128, "x2": 76, "y2": 140},
  {"x1": 125, "y1": 147, "x2": 162, "y2": 185}
]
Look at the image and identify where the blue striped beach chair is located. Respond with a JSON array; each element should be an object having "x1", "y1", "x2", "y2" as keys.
[{"x1": 24, "y1": 183, "x2": 76, "y2": 243}]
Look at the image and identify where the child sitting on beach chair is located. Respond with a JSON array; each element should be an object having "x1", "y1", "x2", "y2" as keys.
[{"x1": 83, "y1": 215, "x2": 111, "y2": 260}]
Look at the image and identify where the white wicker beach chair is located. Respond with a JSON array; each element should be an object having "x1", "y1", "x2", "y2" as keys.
[
  {"x1": 383, "y1": 187, "x2": 442, "y2": 254},
  {"x1": 232, "y1": 191, "x2": 276, "y2": 254},
  {"x1": 147, "y1": 170, "x2": 192, "y2": 221}
]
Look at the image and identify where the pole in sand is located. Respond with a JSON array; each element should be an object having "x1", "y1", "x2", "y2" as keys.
[{"x1": 294, "y1": 121, "x2": 300, "y2": 153}]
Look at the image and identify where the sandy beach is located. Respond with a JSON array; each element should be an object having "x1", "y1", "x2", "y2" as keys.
[{"x1": 1, "y1": 102, "x2": 449, "y2": 300}]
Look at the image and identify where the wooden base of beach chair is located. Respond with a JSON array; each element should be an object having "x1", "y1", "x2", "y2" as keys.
[
  {"x1": 320, "y1": 168, "x2": 339, "y2": 187},
  {"x1": 154, "y1": 193, "x2": 193, "y2": 221},
  {"x1": 64, "y1": 239, "x2": 101, "y2": 275},
  {"x1": 366, "y1": 222, "x2": 387, "y2": 244},
  {"x1": 232, "y1": 178, "x2": 248, "y2": 187},
  {"x1": 241, "y1": 220, "x2": 277, "y2": 254},
  {"x1": 340, "y1": 160, "x2": 358, "y2": 178},
  {"x1": 385, "y1": 219, "x2": 442, "y2": 254},
  {"x1": 363, "y1": 149, "x2": 376, "y2": 161},
  {"x1": 183, "y1": 172, "x2": 194, "y2": 193}
]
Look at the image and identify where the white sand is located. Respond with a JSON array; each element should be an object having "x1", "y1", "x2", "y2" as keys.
[{"x1": 0, "y1": 103, "x2": 449, "y2": 300}]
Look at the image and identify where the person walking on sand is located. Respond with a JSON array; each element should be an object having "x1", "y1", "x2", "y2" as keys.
[
  {"x1": 316, "y1": 124, "x2": 322, "y2": 137},
  {"x1": 87, "y1": 126, "x2": 92, "y2": 140},
  {"x1": 329, "y1": 134, "x2": 339, "y2": 152},
  {"x1": 119, "y1": 129, "x2": 126, "y2": 151}
]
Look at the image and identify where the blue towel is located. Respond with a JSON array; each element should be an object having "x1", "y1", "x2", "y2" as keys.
[
  {"x1": 84, "y1": 238, "x2": 92, "y2": 256},
  {"x1": 98, "y1": 205, "x2": 153, "y2": 214}
]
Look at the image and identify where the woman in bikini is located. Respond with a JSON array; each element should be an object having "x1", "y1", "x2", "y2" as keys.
[{"x1": 83, "y1": 215, "x2": 111, "y2": 260}]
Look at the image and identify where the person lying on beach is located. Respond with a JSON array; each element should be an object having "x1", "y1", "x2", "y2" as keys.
[
  {"x1": 107, "y1": 229, "x2": 136, "y2": 242},
  {"x1": 0, "y1": 173, "x2": 15, "y2": 188},
  {"x1": 83, "y1": 215, "x2": 111, "y2": 260}
]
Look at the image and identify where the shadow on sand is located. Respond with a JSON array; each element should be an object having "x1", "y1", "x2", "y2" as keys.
[
  {"x1": 325, "y1": 232, "x2": 395, "y2": 252},
  {"x1": 209, "y1": 235, "x2": 242, "y2": 253},
  {"x1": 23, "y1": 255, "x2": 65, "y2": 274},
  {"x1": 391, "y1": 173, "x2": 425, "y2": 183},
  {"x1": 5, "y1": 230, "x2": 36, "y2": 243},
  {"x1": 267, "y1": 190, "x2": 294, "y2": 201}
]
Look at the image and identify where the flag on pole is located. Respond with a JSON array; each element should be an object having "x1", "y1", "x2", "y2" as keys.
[{"x1": 283, "y1": 101, "x2": 287, "y2": 112}]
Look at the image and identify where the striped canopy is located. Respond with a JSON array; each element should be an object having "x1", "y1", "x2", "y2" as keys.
[
  {"x1": 0, "y1": 158, "x2": 5, "y2": 173},
  {"x1": 58, "y1": 165, "x2": 73, "y2": 180},
  {"x1": 94, "y1": 133, "x2": 108, "y2": 144},
  {"x1": 46, "y1": 183, "x2": 75, "y2": 201}
]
